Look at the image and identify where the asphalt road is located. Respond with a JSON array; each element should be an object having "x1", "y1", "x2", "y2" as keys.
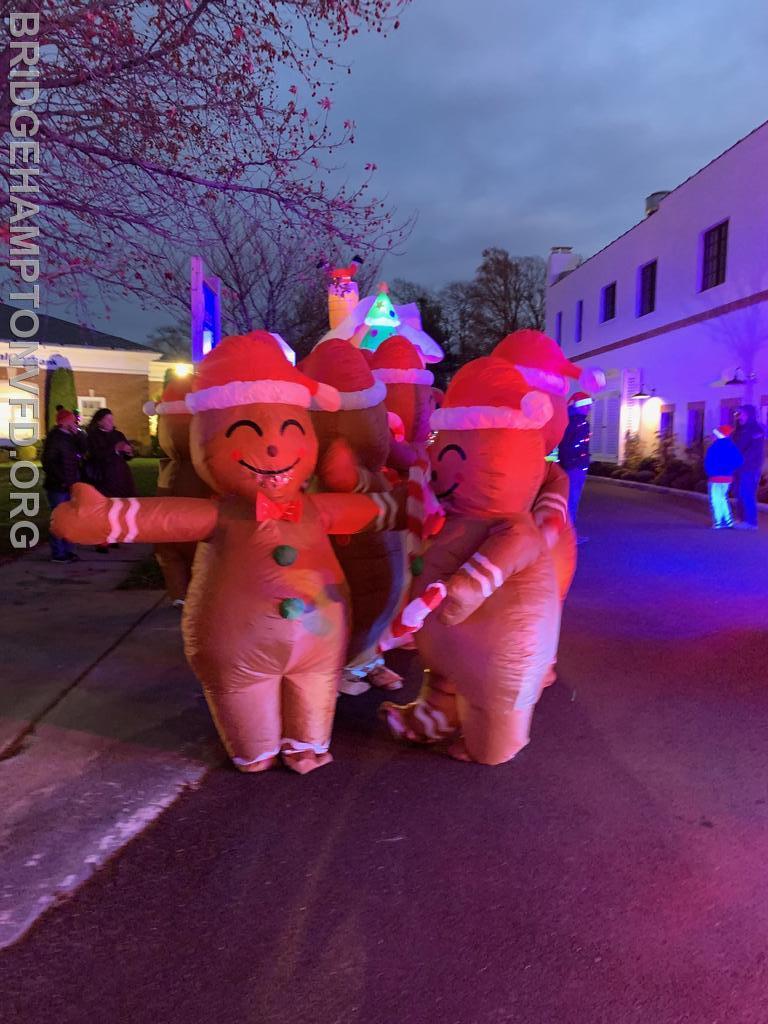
[{"x1": 3, "y1": 480, "x2": 768, "y2": 1024}]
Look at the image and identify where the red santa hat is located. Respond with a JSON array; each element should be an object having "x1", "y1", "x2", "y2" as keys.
[
  {"x1": 493, "y1": 329, "x2": 605, "y2": 396},
  {"x1": 430, "y1": 356, "x2": 553, "y2": 431},
  {"x1": 143, "y1": 376, "x2": 194, "y2": 417},
  {"x1": 569, "y1": 391, "x2": 593, "y2": 409},
  {"x1": 370, "y1": 336, "x2": 434, "y2": 387},
  {"x1": 299, "y1": 339, "x2": 386, "y2": 411},
  {"x1": 185, "y1": 332, "x2": 340, "y2": 414},
  {"x1": 713, "y1": 424, "x2": 734, "y2": 439}
]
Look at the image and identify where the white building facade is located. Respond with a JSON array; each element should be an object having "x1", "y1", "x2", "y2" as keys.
[{"x1": 545, "y1": 121, "x2": 768, "y2": 463}]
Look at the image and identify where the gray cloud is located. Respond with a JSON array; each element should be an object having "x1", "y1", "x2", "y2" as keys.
[{"x1": 46, "y1": 0, "x2": 768, "y2": 339}]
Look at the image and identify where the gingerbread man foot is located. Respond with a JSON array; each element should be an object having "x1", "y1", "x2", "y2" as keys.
[
  {"x1": 379, "y1": 700, "x2": 458, "y2": 744},
  {"x1": 282, "y1": 750, "x2": 334, "y2": 775},
  {"x1": 235, "y1": 755, "x2": 280, "y2": 774}
]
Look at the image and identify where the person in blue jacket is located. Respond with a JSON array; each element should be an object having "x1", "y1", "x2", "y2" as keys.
[
  {"x1": 704, "y1": 425, "x2": 743, "y2": 529},
  {"x1": 558, "y1": 391, "x2": 592, "y2": 534},
  {"x1": 731, "y1": 404, "x2": 765, "y2": 529}
]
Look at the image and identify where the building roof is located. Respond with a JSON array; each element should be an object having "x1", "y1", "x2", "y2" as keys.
[
  {"x1": 0, "y1": 304, "x2": 158, "y2": 353},
  {"x1": 552, "y1": 118, "x2": 768, "y2": 281}
]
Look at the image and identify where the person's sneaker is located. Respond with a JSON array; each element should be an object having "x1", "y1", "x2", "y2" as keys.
[
  {"x1": 65, "y1": 552, "x2": 81, "y2": 562},
  {"x1": 734, "y1": 522, "x2": 758, "y2": 530}
]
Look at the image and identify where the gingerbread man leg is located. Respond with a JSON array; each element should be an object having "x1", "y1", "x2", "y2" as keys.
[
  {"x1": 380, "y1": 669, "x2": 460, "y2": 744},
  {"x1": 154, "y1": 542, "x2": 196, "y2": 604},
  {"x1": 201, "y1": 671, "x2": 282, "y2": 773},
  {"x1": 453, "y1": 693, "x2": 535, "y2": 766},
  {"x1": 280, "y1": 669, "x2": 337, "y2": 774}
]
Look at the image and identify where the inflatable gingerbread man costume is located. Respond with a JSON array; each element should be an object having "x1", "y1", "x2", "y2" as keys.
[
  {"x1": 300, "y1": 339, "x2": 406, "y2": 692},
  {"x1": 380, "y1": 357, "x2": 561, "y2": 765},
  {"x1": 143, "y1": 377, "x2": 211, "y2": 605},
  {"x1": 54, "y1": 333, "x2": 414, "y2": 775},
  {"x1": 370, "y1": 336, "x2": 435, "y2": 475}
]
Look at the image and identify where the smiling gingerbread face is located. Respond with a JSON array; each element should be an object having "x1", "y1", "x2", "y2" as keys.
[
  {"x1": 191, "y1": 402, "x2": 318, "y2": 503},
  {"x1": 429, "y1": 427, "x2": 546, "y2": 519}
]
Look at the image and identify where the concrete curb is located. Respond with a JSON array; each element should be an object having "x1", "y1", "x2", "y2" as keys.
[{"x1": 588, "y1": 474, "x2": 768, "y2": 514}]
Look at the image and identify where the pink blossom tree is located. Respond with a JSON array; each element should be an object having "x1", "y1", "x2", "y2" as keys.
[{"x1": 1, "y1": 0, "x2": 410, "y2": 311}]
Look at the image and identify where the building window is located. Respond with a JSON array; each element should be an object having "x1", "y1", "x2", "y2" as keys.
[
  {"x1": 701, "y1": 220, "x2": 728, "y2": 291},
  {"x1": 719, "y1": 397, "x2": 741, "y2": 426},
  {"x1": 687, "y1": 402, "x2": 705, "y2": 447},
  {"x1": 77, "y1": 395, "x2": 107, "y2": 425},
  {"x1": 574, "y1": 300, "x2": 583, "y2": 344},
  {"x1": 659, "y1": 404, "x2": 674, "y2": 438},
  {"x1": 600, "y1": 282, "x2": 616, "y2": 322},
  {"x1": 637, "y1": 260, "x2": 657, "y2": 317},
  {"x1": 555, "y1": 311, "x2": 563, "y2": 346}
]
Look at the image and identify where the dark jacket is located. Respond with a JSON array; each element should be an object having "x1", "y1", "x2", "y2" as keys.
[
  {"x1": 704, "y1": 437, "x2": 743, "y2": 481},
  {"x1": 42, "y1": 427, "x2": 81, "y2": 492},
  {"x1": 558, "y1": 413, "x2": 590, "y2": 472},
  {"x1": 85, "y1": 427, "x2": 136, "y2": 497},
  {"x1": 732, "y1": 407, "x2": 765, "y2": 473}
]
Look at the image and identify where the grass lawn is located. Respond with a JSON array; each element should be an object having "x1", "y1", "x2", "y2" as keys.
[{"x1": 0, "y1": 458, "x2": 160, "y2": 559}]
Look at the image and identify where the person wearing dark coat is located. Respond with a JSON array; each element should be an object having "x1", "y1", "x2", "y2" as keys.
[
  {"x1": 85, "y1": 408, "x2": 136, "y2": 498},
  {"x1": 85, "y1": 408, "x2": 136, "y2": 552},
  {"x1": 704, "y1": 424, "x2": 743, "y2": 529},
  {"x1": 558, "y1": 391, "x2": 593, "y2": 534},
  {"x1": 731, "y1": 404, "x2": 765, "y2": 529},
  {"x1": 42, "y1": 408, "x2": 82, "y2": 562}
]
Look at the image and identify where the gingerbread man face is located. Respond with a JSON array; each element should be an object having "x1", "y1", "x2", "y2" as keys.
[
  {"x1": 191, "y1": 403, "x2": 318, "y2": 503},
  {"x1": 429, "y1": 427, "x2": 546, "y2": 519}
]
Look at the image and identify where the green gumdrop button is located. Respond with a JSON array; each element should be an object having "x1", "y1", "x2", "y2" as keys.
[
  {"x1": 411, "y1": 556, "x2": 424, "y2": 577},
  {"x1": 273, "y1": 544, "x2": 298, "y2": 566},
  {"x1": 279, "y1": 598, "x2": 305, "y2": 620}
]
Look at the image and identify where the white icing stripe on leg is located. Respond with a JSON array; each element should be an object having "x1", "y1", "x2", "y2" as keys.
[
  {"x1": 471, "y1": 552, "x2": 503, "y2": 590},
  {"x1": 124, "y1": 498, "x2": 140, "y2": 542},
  {"x1": 461, "y1": 560, "x2": 493, "y2": 597},
  {"x1": 107, "y1": 499, "x2": 125, "y2": 544},
  {"x1": 233, "y1": 747, "x2": 281, "y2": 766},
  {"x1": 413, "y1": 703, "x2": 439, "y2": 739},
  {"x1": 281, "y1": 738, "x2": 331, "y2": 755}
]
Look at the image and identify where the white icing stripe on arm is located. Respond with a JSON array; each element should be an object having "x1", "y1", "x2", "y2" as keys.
[
  {"x1": 461, "y1": 560, "x2": 493, "y2": 597},
  {"x1": 472, "y1": 552, "x2": 503, "y2": 589},
  {"x1": 124, "y1": 498, "x2": 140, "y2": 542},
  {"x1": 107, "y1": 498, "x2": 125, "y2": 544}
]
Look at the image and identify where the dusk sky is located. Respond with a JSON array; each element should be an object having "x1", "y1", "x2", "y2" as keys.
[{"x1": 55, "y1": 0, "x2": 768, "y2": 343}]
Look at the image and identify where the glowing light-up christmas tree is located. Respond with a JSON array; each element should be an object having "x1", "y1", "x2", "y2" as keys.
[{"x1": 353, "y1": 284, "x2": 401, "y2": 352}]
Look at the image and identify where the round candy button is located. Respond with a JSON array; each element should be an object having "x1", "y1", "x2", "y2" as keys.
[
  {"x1": 279, "y1": 598, "x2": 305, "y2": 620},
  {"x1": 273, "y1": 544, "x2": 298, "y2": 566}
]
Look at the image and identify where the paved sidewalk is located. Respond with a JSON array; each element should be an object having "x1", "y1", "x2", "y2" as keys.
[{"x1": 0, "y1": 545, "x2": 222, "y2": 948}]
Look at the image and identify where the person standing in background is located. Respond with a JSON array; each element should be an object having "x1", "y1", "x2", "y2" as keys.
[
  {"x1": 731, "y1": 404, "x2": 765, "y2": 530},
  {"x1": 85, "y1": 408, "x2": 136, "y2": 552},
  {"x1": 558, "y1": 392, "x2": 593, "y2": 539},
  {"x1": 704, "y1": 425, "x2": 742, "y2": 529},
  {"x1": 41, "y1": 408, "x2": 82, "y2": 563}
]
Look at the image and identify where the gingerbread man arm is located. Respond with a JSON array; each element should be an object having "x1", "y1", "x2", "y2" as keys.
[
  {"x1": 439, "y1": 513, "x2": 544, "y2": 626},
  {"x1": 312, "y1": 490, "x2": 408, "y2": 536},
  {"x1": 52, "y1": 483, "x2": 219, "y2": 546},
  {"x1": 316, "y1": 437, "x2": 394, "y2": 495},
  {"x1": 532, "y1": 462, "x2": 569, "y2": 532}
]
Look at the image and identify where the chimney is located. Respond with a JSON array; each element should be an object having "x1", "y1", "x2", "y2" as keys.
[
  {"x1": 547, "y1": 246, "x2": 581, "y2": 286},
  {"x1": 645, "y1": 191, "x2": 670, "y2": 217}
]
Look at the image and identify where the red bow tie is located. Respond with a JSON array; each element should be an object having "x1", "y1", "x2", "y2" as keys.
[{"x1": 256, "y1": 492, "x2": 303, "y2": 523}]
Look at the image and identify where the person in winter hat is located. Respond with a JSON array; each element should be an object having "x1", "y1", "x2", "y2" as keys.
[
  {"x1": 704, "y1": 425, "x2": 743, "y2": 529},
  {"x1": 731, "y1": 404, "x2": 765, "y2": 529},
  {"x1": 53, "y1": 332, "x2": 423, "y2": 776},
  {"x1": 380, "y1": 356, "x2": 560, "y2": 765},
  {"x1": 41, "y1": 408, "x2": 82, "y2": 563},
  {"x1": 300, "y1": 339, "x2": 406, "y2": 693},
  {"x1": 559, "y1": 392, "x2": 593, "y2": 535},
  {"x1": 144, "y1": 377, "x2": 211, "y2": 604}
]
